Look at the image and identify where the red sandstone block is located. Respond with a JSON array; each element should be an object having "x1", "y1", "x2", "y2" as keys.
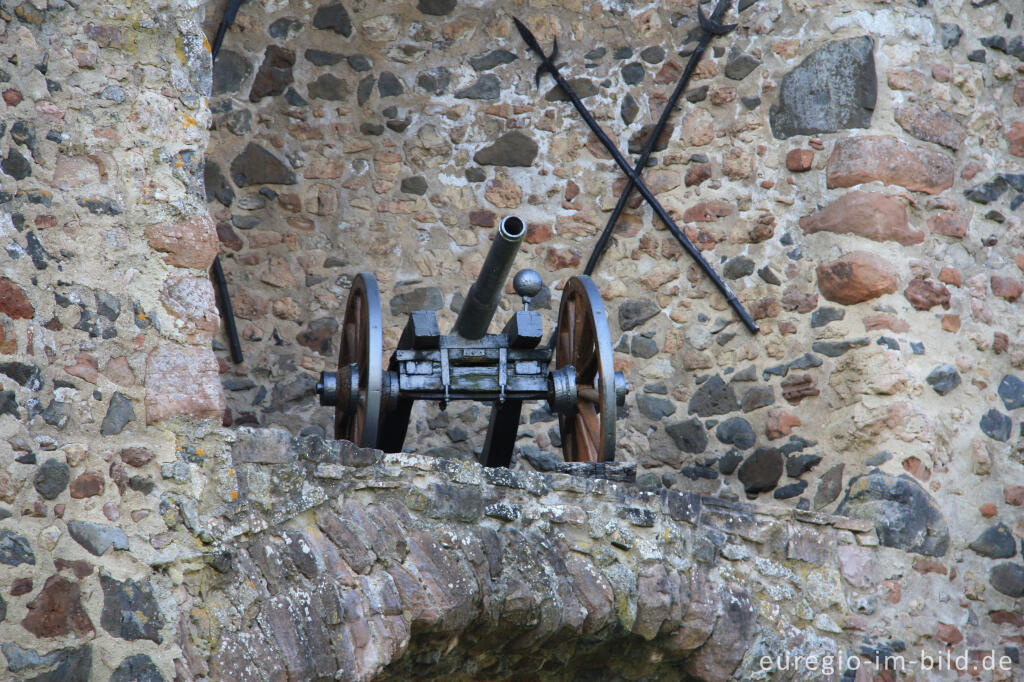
[
  {"x1": 0, "y1": 277, "x2": 34, "y2": 319},
  {"x1": 827, "y1": 135, "x2": 954, "y2": 195},
  {"x1": 817, "y1": 251, "x2": 898, "y2": 305},
  {"x1": 785, "y1": 149, "x2": 814, "y2": 172},
  {"x1": 144, "y1": 345, "x2": 225, "y2": 425}
]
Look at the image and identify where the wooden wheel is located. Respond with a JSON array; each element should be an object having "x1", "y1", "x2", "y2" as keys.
[
  {"x1": 335, "y1": 273, "x2": 383, "y2": 447},
  {"x1": 555, "y1": 275, "x2": 617, "y2": 462}
]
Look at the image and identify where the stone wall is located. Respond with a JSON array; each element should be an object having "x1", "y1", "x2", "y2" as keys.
[
  {"x1": 178, "y1": 428, "x2": 1024, "y2": 680},
  {"x1": 204, "y1": 0, "x2": 1024, "y2": 513},
  {"x1": 0, "y1": 0, "x2": 229, "y2": 678},
  {"x1": 0, "y1": 0, "x2": 1023, "y2": 679},
  {"x1": 202, "y1": 0, "x2": 1024, "y2": 631}
]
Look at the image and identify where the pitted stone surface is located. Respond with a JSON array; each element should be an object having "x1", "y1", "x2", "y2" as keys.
[
  {"x1": 769, "y1": 36, "x2": 876, "y2": 138},
  {"x1": 186, "y1": 429, "x2": 989, "y2": 681}
]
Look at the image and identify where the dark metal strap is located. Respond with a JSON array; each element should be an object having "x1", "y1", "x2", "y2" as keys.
[{"x1": 208, "y1": 0, "x2": 248, "y2": 364}]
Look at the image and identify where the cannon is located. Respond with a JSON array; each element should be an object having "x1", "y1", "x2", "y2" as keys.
[{"x1": 316, "y1": 215, "x2": 628, "y2": 466}]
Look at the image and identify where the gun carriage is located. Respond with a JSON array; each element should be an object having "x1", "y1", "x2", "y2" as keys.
[{"x1": 316, "y1": 215, "x2": 628, "y2": 467}]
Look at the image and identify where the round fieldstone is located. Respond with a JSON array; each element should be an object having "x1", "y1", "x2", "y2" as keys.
[
  {"x1": 230, "y1": 143, "x2": 297, "y2": 186},
  {"x1": 456, "y1": 74, "x2": 500, "y2": 100},
  {"x1": 835, "y1": 470, "x2": 949, "y2": 556},
  {"x1": 312, "y1": 3, "x2": 352, "y2": 35},
  {"x1": 940, "y1": 23, "x2": 962, "y2": 48},
  {"x1": 666, "y1": 418, "x2": 707, "y2": 453},
  {"x1": 286, "y1": 86, "x2": 309, "y2": 104},
  {"x1": 2, "y1": 149, "x2": 30, "y2": 180},
  {"x1": 740, "y1": 386, "x2": 774, "y2": 412},
  {"x1": 774, "y1": 480, "x2": 807, "y2": 500},
  {"x1": 688, "y1": 375, "x2": 739, "y2": 417},
  {"x1": 545, "y1": 78, "x2": 598, "y2": 101},
  {"x1": 417, "y1": 0, "x2": 456, "y2": 15},
  {"x1": 378, "y1": 72, "x2": 404, "y2": 97},
  {"x1": 296, "y1": 318, "x2": 338, "y2": 355},
  {"x1": 34, "y1": 458, "x2": 70, "y2": 500},
  {"x1": 737, "y1": 447, "x2": 783, "y2": 496},
  {"x1": 637, "y1": 394, "x2": 675, "y2": 420},
  {"x1": 682, "y1": 465, "x2": 718, "y2": 480},
  {"x1": 357, "y1": 75, "x2": 375, "y2": 106},
  {"x1": 989, "y1": 563, "x2": 1024, "y2": 598},
  {"x1": 966, "y1": 177, "x2": 1009, "y2": 204},
  {"x1": 723, "y1": 256, "x2": 755, "y2": 280},
  {"x1": 630, "y1": 336, "x2": 658, "y2": 359},
  {"x1": 769, "y1": 36, "x2": 876, "y2": 138},
  {"x1": 100, "y1": 392, "x2": 135, "y2": 436},
  {"x1": 212, "y1": 50, "x2": 252, "y2": 96},
  {"x1": 998, "y1": 375, "x2": 1024, "y2": 410},
  {"x1": 622, "y1": 62, "x2": 645, "y2": 85},
  {"x1": 390, "y1": 287, "x2": 443, "y2": 315},
  {"x1": 718, "y1": 449, "x2": 743, "y2": 475},
  {"x1": 347, "y1": 54, "x2": 372, "y2": 72},
  {"x1": 926, "y1": 365, "x2": 961, "y2": 396},
  {"x1": 401, "y1": 176, "x2": 428, "y2": 195},
  {"x1": 417, "y1": 67, "x2": 451, "y2": 95},
  {"x1": 70, "y1": 471, "x2": 105, "y2": 499},
  {"x1": 724, "y1": 48, "x2": 761, "y2": 80},
  {"x1": 100, "y1": 574, "x2": 165, "y2": 642},
  {"x1": 618, "y1": 299, "x2": 660, "y2": 331},
  {"x1": 640, "y1": 45, "x2": 665, "y2": 63},
  {"x1": 813, "y1": 464, "x2": 845, "y2": 510},
  {"x1": 268, "y1": 17, "x2": 302, "y2": 39},
  {"x1": 786, "y1": 453, "x2": 822, "y2": 478},
  {"x1": 308, "y1": 74, "x2": 349, "y2": 100},
  {"x1": 716, "y1": 417, "x2": 755, "y2": 450},
  {"x1": 0, "y1": 529, "x2": 35, "y2": 566},
  {"x1": 473, "y1": 131, "x2": 538, "y2": 167},
  {"x1": 110, "y1": 654, "x2": 164, "y2": 682},
  {"x1": 980, "y1": 408, "x2": 1012, "y2": 442},
  {"x1": 969, "y1": 523, "x2": 1017, "y2": 559},
  {"x1": 469, "y1": 50, "x2": 517, "y2": 72},
  {"x1": 204, "y1": 161, "x2": 234, "y2": 206},
  {"x1": 810, "y1": 307, "x2": 845, "y2": 328},
  {"x1": 621, "y1": 93, "x2": 639, "y2": 125},
  {"x1": 248, "y1": 45, "x2": 295, "y2": 102},
  {"x1": 304, "y1": 49, "x2": 342, "y2": 66}
]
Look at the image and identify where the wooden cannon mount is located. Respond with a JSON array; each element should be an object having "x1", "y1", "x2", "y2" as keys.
[{"x1": 316, "y1": 215, "x2": 628, "y2": 467}]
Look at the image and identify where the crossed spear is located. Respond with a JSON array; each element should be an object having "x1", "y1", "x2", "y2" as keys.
[{"x1": 513, "y1": 0, "x2": 759, "y2": 334}]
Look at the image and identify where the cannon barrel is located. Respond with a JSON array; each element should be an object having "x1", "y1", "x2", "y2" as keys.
[{"x1": 453, "y1": 215, "x2": 526, "y2": 339}]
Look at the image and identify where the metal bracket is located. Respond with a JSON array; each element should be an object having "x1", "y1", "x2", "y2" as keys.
[
  {"x1": 439, "y1": 347, "x2": 450, "y2": 410},
  {"x1": 498, "y1": 347, "x2": 508, "y2": 404}
]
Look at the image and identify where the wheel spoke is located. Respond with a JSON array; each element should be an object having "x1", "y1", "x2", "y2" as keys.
[
  {"x1": 575, "y1": 410, "x2": 598, "y2": 462},
  {"x1": 580, "y1": 404, "x2": 602, "y2": 456},
  {"x1": 565, "y1": 296, "x2": 576, "y2": 362},
  {"x1": 578, "y1": 385, "x2": 600, "y2": 403},
  {"x1": 353, "y1": 403, "x2": 363, "y2": 444},
  {"x1": 573, "y1": 299, "x2": 587, "y2": 366},
  {"x1": 576, "y1": 338, "x2": 596, "y2": 379},
  {"x1": 344, "y1": 322, "x2": 356, "y2": 360}
]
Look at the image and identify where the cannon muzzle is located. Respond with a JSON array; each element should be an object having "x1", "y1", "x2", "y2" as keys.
[{"x1": 453, "y1": 215, "x2": 526, "y2": 339}]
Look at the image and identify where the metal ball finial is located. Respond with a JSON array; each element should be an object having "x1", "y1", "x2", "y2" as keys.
[{"x1": 513, "y1": 269, "x2": 543, "y2": 299}]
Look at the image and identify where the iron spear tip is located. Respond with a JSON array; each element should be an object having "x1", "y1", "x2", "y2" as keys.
[
  {"x1": 698, "y1": 3, "x2": 737, "y2": 35},
  {"x1": 512, "y1": 16, "x2": 543, "y2": 54}
]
